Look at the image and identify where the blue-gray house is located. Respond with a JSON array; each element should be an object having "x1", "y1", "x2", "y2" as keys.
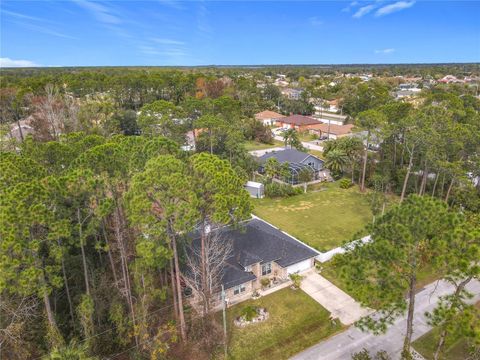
[{"x1": 256, "y1": 148, "x2": 325, "y2": 185}]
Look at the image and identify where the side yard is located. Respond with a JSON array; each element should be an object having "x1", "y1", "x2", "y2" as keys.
[
  {"x1": 319, "y1": 259, "x2": 444, "y2": 304},
  {"x1": 224, "y1": 287, "x2": 343, "y2": 360},
  {"x1": 253, "y1": 182, "x2": 372, "y2": 251},
  {"x1": 244, "y1": 139, "x2": 284, "y2": 151},
  {"x1": 412, "y1": 301, "x2": 480, "y2": 360}
]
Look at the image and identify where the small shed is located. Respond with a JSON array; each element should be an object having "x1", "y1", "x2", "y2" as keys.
[{"x1": 245, "y1": 181, "x2": 264, "y2": 199}]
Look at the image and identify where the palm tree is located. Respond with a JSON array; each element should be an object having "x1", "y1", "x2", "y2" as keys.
[
  {"x1": 282, "y1": 128, "x2": 296, "y2": 148},
  {"x1": 325, "y1": 149, "x2": 349, "y2": 176},
  {"x1": 340, "y1": 137, "x2": 364, "y2": 183}
]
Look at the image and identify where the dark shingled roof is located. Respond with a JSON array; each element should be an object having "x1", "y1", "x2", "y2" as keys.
[
  {"x1": 189, "y1": 218, "x2": 318, "y2": 290},
  {"x1": 257, "y1": 148, "x2": 319, "y2": 165}
]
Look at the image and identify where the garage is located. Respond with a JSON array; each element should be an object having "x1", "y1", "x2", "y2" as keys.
[{"x1": 286, "y1": 258, "x2": 313, "y2": 274}]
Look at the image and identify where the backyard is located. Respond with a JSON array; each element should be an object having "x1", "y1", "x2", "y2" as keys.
[
  {"x1": 224, "y1": 287, "x2": 343, "y2": 360},
  {"x1": 412, "y1": 302, "x2": 480, "y2": 360},
  {"x1": 244, "y1": 139, "x2": 284, "y2": 151},
  {"x1": 253, "y1": 182, "x2": 372, "y2": 251}
]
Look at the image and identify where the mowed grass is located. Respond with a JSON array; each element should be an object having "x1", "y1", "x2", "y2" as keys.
[
  {"x1": 319, "y1": 260, "x2": 444, "y2": 305},
  {"x1": 412, "y1": 302, "x2": 480, "y2": 360},
  {"x1": 225, "y1": 287, "x2": 343, "y2": 360},
  {"x1": 244, "y1": 140, "x2": 284, "y2": 151},
  {"x1": 253, "y1": 182, "x2": 372, "y2": 251}
]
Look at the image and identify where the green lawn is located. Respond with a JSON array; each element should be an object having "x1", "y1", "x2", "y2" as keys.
[
  {"x1": 225, "y1": 288, "x2": 343, "y2": 360},
  {"x1": 319, "y1": 259, "x2": 443, "y2": 305},
  {"x1": 244, "y1": 140, "x2": 284, "y2": 151},
  {"x1": 253, "y1": 182, "x2": 372, "y2": 251},
  {"x1": 412, "y1": 302, "x2": 480, "y2": 360}
]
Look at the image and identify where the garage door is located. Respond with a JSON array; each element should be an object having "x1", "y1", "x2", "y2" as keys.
[{"x1": 287, "y1": 259, "x2": 312, "y2": 274}]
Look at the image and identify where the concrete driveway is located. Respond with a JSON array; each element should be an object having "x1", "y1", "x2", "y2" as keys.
[
  {"x1": 292, "y1": 279, "x2": 480, "y2": 360},
  {"x1": 300, "y1": 270, "x2": 372, "y2": 325}
]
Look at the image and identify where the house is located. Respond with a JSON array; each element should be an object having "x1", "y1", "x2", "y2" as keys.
[
  {"x1": 438, "y1": 75, "x2": 463, "y2": 84},
  {"x1": 314, "y1": 112, "x2": 348, "y2": 126},
  {"x1": 313, "y1": 99, "x2": 340, "y2": 113},
  {"x1": 186, "y1": 218, "x2": 319, "y2": 308},
  {"x1": 308, "y1": 123, "x2": 355, "y2": 140},
  {"x1": 275, "y1": 114, "x2": 321, "y2": 132},
  {"x1": 281, "y1": 88, "x2": 303, "y2": 100},
  {"x1": 256, "y1": 148, "x2": 327, "y2": 184},
  {"x1": 254, "y1": 110, "x2": 285, "y2": 126},
  {"x1": 244, "y1": 181, "x2": 265, "y2": 198}
]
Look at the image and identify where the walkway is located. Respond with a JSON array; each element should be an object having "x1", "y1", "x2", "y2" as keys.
[
  {"x1": 300, "y1": 270, "x2": 372, "y2": 325},
  {"x1": 291, "y1": 279, "x2": 480, "y2": 360}
]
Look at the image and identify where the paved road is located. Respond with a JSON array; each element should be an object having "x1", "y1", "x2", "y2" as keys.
[
  {"x1": 291, "y1": 279, "x2": 480, "y2": 360},
  {"x1": 301, "y1": 270, "x2": 372, "y2": 325},
  {"x1": 273, "y1": 135, "x2": 324, "y2": 152}
]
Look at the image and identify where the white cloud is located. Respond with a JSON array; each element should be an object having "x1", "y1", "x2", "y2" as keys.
[
  {"x1": 353, "y1": 4, "x2": 376, "y2": 18},
  {"x1": 0, "y1": 57, "x2": 40, "y2": 68},
  {"x1": 375, "y1": 48, "x2": 396, "y2": 54},
  {"x1": 151, "y1": 38, "x2": 185, "y2": 45},
  {"x1": 309, "y1": 16, "x2": 323, "y2": 26},
  {"x1": 342, "y1": 1, "x2": 359, "y2": 12},
  {"x1": 375, "y1": 1, "x2": 415, "y2": 17},
  {"x1": 74, "y1": 0, "x2": 121, "y2": 24},
  {"x1": 2, "y1": 9, "x2": 46, "y2": 22}
]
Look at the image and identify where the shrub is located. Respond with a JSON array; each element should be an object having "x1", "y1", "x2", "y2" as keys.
[
  {"x1": 260, "y1": 278, "x2": 271, "y2": 288},
  {"x1": 339, "y1": 178, "x2": 353, "y2": 189},
  {"x1": 240, "y1": 305, "x2": 258, "y2": 321},
  {"x1": 264, "y1": 182, "x2": 302, "y2": 198},
  {"x1": 289, "y1": 273, "x2": 304, "y2": 288}
]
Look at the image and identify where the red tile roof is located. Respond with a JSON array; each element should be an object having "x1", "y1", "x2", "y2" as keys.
[
  {"x1": 255, "y1": 110, "x2": 285, "y2": 120},
  {"x1": 277, "y1": 115, "x2": 320, "y2": 126}
]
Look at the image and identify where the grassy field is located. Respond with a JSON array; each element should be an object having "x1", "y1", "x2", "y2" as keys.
[
  {"x1": 225, "y1": 287, "x2": 343, "y2": 360},
  {"x1": 412, "y1": 302, "x2": 480, "y2": 360},
  {"x1": 253, "y1": 182, "x2": 372, "y2": 251},
  {"x1": 244, "y1": 140, "x2": 284, "y2": 151}
]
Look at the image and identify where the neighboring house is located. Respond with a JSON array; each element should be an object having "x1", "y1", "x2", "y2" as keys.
[
  {"x1": 308, "y1": 123, "x2": 355, "y2": 140},
  {"x1": 314, "y1": 112, "x2": 347, "y2": 126},
  {"x1": 186, "y1": 218, "x2": 318, "y2": 308},
  {"x1": 281, "y1": 88, "x2": 303, "y2": 100},
  {"x1": 438, "y1": 75, "x2": 463, "y2": 84},
  {"x1": 349, "y1": 130, "x2": 382, "y2": 150},
  {"x1": 313, "y1": 99, "x2": 340, "y2": 113},
  {"x1": 254, "y1": 110, "x2": 285, "y2": 126},
  {"x1": 275, "y1": 114, "x2": 321, "y2": 132},
  {"x1": 256, "y1": 148, "x2": 327, "y2": 184},
  {"x1": 394, "y1": 84, "x2": 421, "y2": 99},
  {"x1": 244, "y1": 181, "x2": 265, "y2": 198},
  {"x1": 395, "y1": 89, "x2": 421, "y2": 99}
]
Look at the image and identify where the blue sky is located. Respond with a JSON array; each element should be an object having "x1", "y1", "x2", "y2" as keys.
[{"x1": 1, "y1": 1, "x2": 479, "y2": 67}]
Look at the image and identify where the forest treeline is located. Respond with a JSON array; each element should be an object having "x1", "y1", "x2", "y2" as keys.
[{"x1": 1, "y1": 66, "x2": 479, "y2": 359}]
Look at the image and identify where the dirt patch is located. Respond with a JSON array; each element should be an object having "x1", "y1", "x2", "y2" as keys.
[{"x1": 278, "y1": 201, "x2": 314, "y2": 211}]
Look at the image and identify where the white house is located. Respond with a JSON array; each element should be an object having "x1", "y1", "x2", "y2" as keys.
[{"x1": 254, "y1": 110, "x2": 285, "y2": 126}]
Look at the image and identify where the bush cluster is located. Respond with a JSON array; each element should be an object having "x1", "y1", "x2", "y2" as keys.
[
  {"x1": 264, "y1": 182, "x2": 302, "y2": 198},
  {"x1": 240, "y1": 305, "x2": 258, "y2": 321},
  {"x1": 339, "y1": 178, "x2": 353, "y2": 189}
]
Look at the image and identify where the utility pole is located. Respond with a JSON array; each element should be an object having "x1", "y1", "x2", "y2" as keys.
[{"x1": 221, "y1": 284, "x2": 228, "y2": 359}]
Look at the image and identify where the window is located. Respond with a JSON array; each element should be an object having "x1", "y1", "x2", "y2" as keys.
[
  {"x1": 245, "y1": 265, "x2": 252, "y2": 272},
  {"x1": 233, "y1": 284, "x2": 246, "y2": 295},
  {"x1": 261, "y1": 262, "x2": 272, "y2": 276}
]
